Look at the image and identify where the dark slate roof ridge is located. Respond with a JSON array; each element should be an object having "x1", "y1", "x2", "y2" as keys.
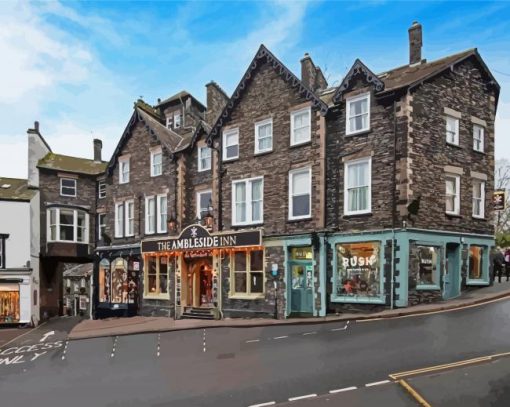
[
  {"x1": 38, "y1": 152, "x2": 106, "y2": 165},
  {"x1": 207, "y1": 44, "x2": 329, "y2": 144},
  {"x1": 155, "y1": 90, "x2": 207, "y2": 111},
  {"x1": 37, "y1": 152, "x2": 107, "y2": 175}
]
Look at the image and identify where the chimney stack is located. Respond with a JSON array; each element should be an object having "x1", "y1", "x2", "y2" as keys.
[
  {"x1": 301, "y1": 53, "x2": 328, "y2": 92},
  {"x1": 408, "y1": 21, "x2": 423, "y2": 65},
  {"x1": 93, "y1": 139, "x2": 102, "y2": 162},
  {"x1": 205, "y1": 81, "x2": 229, "y2": 126}
]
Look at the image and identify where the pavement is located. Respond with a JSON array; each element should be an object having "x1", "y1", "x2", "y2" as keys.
[{"x1": 68, "y1": 280, "x2": 510, "y2": 340}]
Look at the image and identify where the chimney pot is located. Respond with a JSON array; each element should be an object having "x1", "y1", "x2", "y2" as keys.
[
  {"x1": 93, "y1": 138, "x2": 102, "y2": 162},
  {"x1": 408, "y1": 21, "x2": 423, "y2": 65},
  {"x1": 34, "y1": 121, "x2": 39, "y2": 132}
]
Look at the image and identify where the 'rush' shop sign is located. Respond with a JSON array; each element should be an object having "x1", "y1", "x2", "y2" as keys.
[{"x1": 141, "y1": 224, "x2": 262, "y2": 253}]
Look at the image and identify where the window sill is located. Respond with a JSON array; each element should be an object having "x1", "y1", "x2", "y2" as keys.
[
  {"x1": 466, "y1": 279, "x2": 489, "y2": 286},
  {"x1": 60, "y1": 194, "x2": 76, "y2": 198},
  {"x1": 198, "y1": 169, "x2": 211, "y2": 173},
  {"x1": 229, "y1": 294, "x2": 265, "y2": 300},
  {"x1": 445, "y1": 213, "x2": 462, "y2": 218},
  {"x1": 345, "y1": 128, "x2": 371, "y2": 137},
  {"x1": 231, "y1": 222, "x2": 264, "y2": 229},
  {"x1": 343, "y1": 212, "x2": 372, "y2": 219},
  {"x1": 472, "y1": 216, "x2": 486, "y2": 221},
  {"x1": 473, "y1": 149, "x2": 485, "y2": 155},
  {"x1": 330, "y1": 295, "x2": 384, "y2": 304},
  {"x1": 446, "y1": 142, "x2": 462, "y2": 149},
  {"x1": 416, "y1": 285, "x2": 441, "y2": 291},
  {"x1": 290, "y1": 140, "x2": 312, "y2": 149},
  {"x1": 48, "y1": 240, "x2": 89, "y2": 244},
  {"x1": 144, "y1": 295, "x2": 170, "y2": 300},
  {"x1": 223, "y1": 157, "x2": 239, "y2": 163},
  {"x1": 288, "y1": 216, "x2": 312, "y2": 223},
  {"x1": 254, "y1": 149, "x2": 273, "y2": 157}
]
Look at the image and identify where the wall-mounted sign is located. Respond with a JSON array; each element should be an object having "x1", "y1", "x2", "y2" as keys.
[
  {"x1": 493, "y1": 190, "x2": 506, "y2": 211},
  {"x1": 141, "y1": 224, "x2": 262, "y2": 253}
]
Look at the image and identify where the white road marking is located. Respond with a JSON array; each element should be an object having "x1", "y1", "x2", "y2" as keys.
[
  {"x1": 39, "y1": 331, "x2": 55, "y2": 342},
  {"x1": 246, "y1": 339, "x2": 260, "y2": 343},
  {"x1": 331, "y1": 326, "x2": 347, "y2": 331},
  {"x1": 288, "y1": 394, "x2": 317, "y2": 401},
  {"x1": 111, "y1": 336, "x2": 118, "y2": 358},
  {"x1": 329, "y1": 386, "x2": 357, "y2": 393},
  {"x1": 61, "y1": 340, "x2": 69, "y2": 361},
  {"x1": 365, "y1": 380, "x2": 390, "y2": 387},
  {"x1": 157, "y1": 334, "x2": 161, "y2": 357},
  {"x1": 273, "y1": 336, "x2": 289, "y2": 340},
  {"x1": 203, "y1": 329, "x2": 206, "y2": 353},
  {"x1": 302, "y1": 331, "x2": 316, "y2": 336},
  {"x1": 248, "y1": 402, "x2": 275, "y2": 407}
]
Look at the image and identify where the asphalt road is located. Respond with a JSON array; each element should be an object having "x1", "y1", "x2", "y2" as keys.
[{"x1": 1, "y1": 299, "x2": 510, "y2": 407}]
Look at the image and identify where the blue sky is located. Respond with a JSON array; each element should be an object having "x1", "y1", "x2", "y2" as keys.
[{"x1": 1, "y1": 0, "x2": 509, "y2": 178}]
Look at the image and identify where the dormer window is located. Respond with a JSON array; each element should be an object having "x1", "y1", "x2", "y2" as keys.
[
  {"x1": 346, "y1": 93, "x2": 370, "y2": 135},
  {"x1": 174, "y1": 111, "x2": 182, "y2": 129}
]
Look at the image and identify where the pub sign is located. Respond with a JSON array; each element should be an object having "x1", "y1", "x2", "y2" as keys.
[{"x1": 493, "y1": 190, "x2": 506, "y2": 211}]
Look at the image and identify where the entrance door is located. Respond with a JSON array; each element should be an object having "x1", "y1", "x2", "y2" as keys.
[
  {"x1": 185, "y1": 258, "x2": 213, "y2": 308},
  {"x1": 444, "y1": 244, "x2": 460, "y2": 299},
  {"x1": 290, "y1": 263, "x2": 313, "y2": 313}
]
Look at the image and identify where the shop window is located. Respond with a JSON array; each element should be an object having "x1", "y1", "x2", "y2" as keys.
[
  {"x1": 334, "y1": 242, "x2": 381, "y2": 301},
  {"x1": 469, "y1": 246, "x2": 485, "y2": 280},
  {"x1": 110, "y1": 258, "x2": 128, "y2": 303},
  {"x1": 231, "y1": 250, "x2": 264, "y2": 296},
  {"x1": 144, "y1": 255, "x2": 171, "y2": 297},
  {"x1": 413, "y1": 245, "x2": 441, "y2": 288},
  {"x1": 47, "y1": 208, "x2": 89, "y2": 243},
  {"x1": 98, "y1": 258, "x2": 137, "y2": 305},
  {"x1": 99, "y1": 259, "x2": 110, "y2": 303},
  {"x1": 0, "y1": 284, "x2": 20, "y2": 323}
]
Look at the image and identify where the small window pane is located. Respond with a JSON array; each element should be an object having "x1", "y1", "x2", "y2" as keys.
[
  {"x1": 147, "y1": 256, "x2": 157, "y2": 294},
  {"x1": 235, "y1": 252, "x2": 246, "y2": 271},
  {"x1": 293, "y1": 195, "x2": 310, "y2": 217},
  {"x1": 235, "y1": 273, "x2": 247, "y2": 293},
  {"x1": 226, "y1": 145, "x2": 238, "y2": 159},
  {"x1": 250, "y1": 272, "x2": 264, "y2": 293},
  {"x1": 250, "y1": 250, "x2": 263, "y2": 271},
  {"x1": 159, "y1": 257, "x2": 168, "y2": 294}
]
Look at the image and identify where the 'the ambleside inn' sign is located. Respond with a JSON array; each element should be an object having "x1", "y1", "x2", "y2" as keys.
[{"x1": 141, "y1": 224, "x2": 262, "y2": 253}]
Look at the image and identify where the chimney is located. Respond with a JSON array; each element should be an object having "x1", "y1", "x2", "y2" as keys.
[
  {"x1": 93, "y1": 139, "x2": 102, "y2": 162},
  {"x1": 315, "y1": 67, "x2": 328, "y2": 91},
  {"x1": 408, "y1": 21, "x2": 422, "y2": 65},
  {"x1": 301, "y1": 53, "x2": 317, "y2": 91},
  {"x1": 205, "y1": 81, "x2": 229, "y2": 126},
  {"x1": 27, "y1": 121, "x2": 51, "y2": 188}
]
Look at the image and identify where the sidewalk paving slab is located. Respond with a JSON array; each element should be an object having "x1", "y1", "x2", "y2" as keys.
[{"x1": 68, "y1": 281, "x2": 510, "y2": 340}]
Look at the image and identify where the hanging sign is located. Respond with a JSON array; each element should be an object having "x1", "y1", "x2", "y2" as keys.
[
  {"x1": 141, "y1": 224, "x2": 262, "y2": 253},
  {"x1": 493, "y1": 190, "x2": 506, "y2": 211}
]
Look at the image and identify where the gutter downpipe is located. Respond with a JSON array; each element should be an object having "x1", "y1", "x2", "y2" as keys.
[{"x1": 391, "y1": 97, "x2": 399, "y2": 310}]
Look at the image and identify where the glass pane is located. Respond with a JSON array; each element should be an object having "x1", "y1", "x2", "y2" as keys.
[
  {"x1": 60, "y1": 225, "x2": 74, "y2": 241},
  {"x1": 292, "y1": 194, "x2": 310, "y2": 217},
  {"x1": 252, "y1": 200, "x2": 261, "y2": 222},
  {"x1": 446, "y1": 197, "x2": 455, "y2": 212},
  {"x1": 226, "y1": 133, "x2": 238, "y2": 146},
  {"x1": 235, "y1": 273, "x2": 247, "y2": 293},
  {"x1": 292, "y1": 171, "x2": 310, "y2": 195},
  {"x1": 292, "y1": 265, "x2": 305, "y2": 289},
  {"x1": 336, "y1": 242, "x2": 380, "y2": 297},
  {"x1": 236, "y1": 203, "x2": 246, "y2": 223},
  {"x1": 111, "y1": 259, "x2": 128, "y2": 303},
  {"x1": 250, "y1": 272, "x2": 264, "y2": 293},
  {"x1": 250, "y1": 250, "x2": 263, "y2": 271},
  {"x1": 416, "y1": 246, "x2": 438, "y2": 285},
  {"x1": 147, "y1": 256, "x2": 157, "y2": 294},
  {"x1": 159, "y1": 257, "x2": 168, "y2": 294},
  {"x1": 290, "y1": 247, "x2": 312, "y2": 260},
  {"x1": 234, "y1": 252, "x2": 246, "y2": 271},
  {"x1": 60, "y1": 210, "x2": 74, "y2": 225},
  {"x1": 446, "y1": 178, "x2": 455, "y2": 194},
  {"x1": 259, "y1": 136, "x2": 271, "y2": 151},
  {"x1": 252, "y1": 180, "x2": 262, "y2": 200},
  {"x1": 469, "y1": 246, "x2": 483, "y2": 279},
  {"x1": 226, "y1": 145, "x2": 238, "y2": 158},
  {"x1": 235, "y1": 183, "x2": 246, "y2": 202},
  {"x1": 200, "y1": 192, "x2": 212, "y2": 211}
]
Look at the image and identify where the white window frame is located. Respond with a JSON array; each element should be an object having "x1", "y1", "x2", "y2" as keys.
[
  {"x1": 198, "y1": 146, "x2": 212, "y2": 172},
  {"x1": 230, "y1": 250, "x2": 265, "y2": 298},
  {"x1": 232, "y1": 177, "x2": 264, "y2": 226},
  {"x1": 472, "y1": 180, "x2": 485, "y2": 219},
  {"x1": 47, "y1": 208, "x2": 89, "y2": 243},
  {"x1": 222, "y1": 128, "x2": 239, "y2": 161},
  {"x1": 125, "y1": 200, "x2": 135, "y2": 237},
  {"x1": 145, "y1": 196, "x2": 156, "y2": 235},
  {"x1": 346, "y1": 93, "x2": 370, "y2": 135},
  {"x1": 445, "y1": 174, "x2": 461, "y2": 215},
  {"x1": 289, "y1": 167, "x2": 312, "y2": 220},
  {"x1": 98, "y1": 181, "x2": 106, "y2": 199},
  {"x1": 290, "y1": 107, "x2": 312, "y2": 146},
  {"x1": 114, "y1": 202, "x2": 124, "y2": 238},
  {"x1": 60, "y1": 178, "x2": 77, "y2": 197},
  {"x1": 157, "y1": 194, "x2": 167, "y2": 234},
  {"x1": 473, "y1": 125, "x2": 484, "y2": 152},
  {"x1": 173, "y1": 111, "x2": 182, "y2": 129},
  {"x1": 119, "y1": 157, "x2": 130, "y2": 184},
  {"x1": 196, "y1": 190, "x2": 212, "y2": 219},
  {"x1": 165, "y1": 117, "x2": 172, "y2": 129},
  {"x1": 97, "y1": 213, "x2": 106, "y2": 241},
  {"x1": 150, "y1": 147, "x2": 163, "y2": 177},
  {"x1": 254, "y1": 118, "x2": 273, "y2": 154},
  {"x1": 344, "y1": 157, "x2": 372, "y2": 216},
  {"x1": 445, "y1": 116, "x2": 460, "y2": 146}
]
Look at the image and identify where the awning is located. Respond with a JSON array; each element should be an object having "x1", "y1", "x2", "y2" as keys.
[{"x1": 0, "y1": 283, "x2": 19, "y2": 291}]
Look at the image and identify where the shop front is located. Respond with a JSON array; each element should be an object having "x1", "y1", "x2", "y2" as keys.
[
  {"x1": 94, "y1": 245, "x2": 141, "y2": 319},
  {"x1": 141, "y1": 224, "x2": 262, "y2": 319},
  {"x1": 0, "y1": 274, "x2": 32, "y2": 325}
]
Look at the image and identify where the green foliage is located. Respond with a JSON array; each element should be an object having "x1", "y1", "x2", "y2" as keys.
[{"x1": 496, "y1": 232, "x2": 510, "y2": 248}]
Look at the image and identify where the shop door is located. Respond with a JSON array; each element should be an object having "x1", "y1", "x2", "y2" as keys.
[
  {"x1": 290, "y1": 263, "x2": 313, "y2": 313},
  {"x1": 444, "y1": 244, "x2": 460, "y2": 300}
]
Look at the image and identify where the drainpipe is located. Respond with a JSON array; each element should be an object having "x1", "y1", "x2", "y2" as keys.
[
  {"x1": 209, "y1": 139, "x2": 223, "y2": 231},
  {"x1": 390, "y1": 98, "x2": 398, "y2": 310}
]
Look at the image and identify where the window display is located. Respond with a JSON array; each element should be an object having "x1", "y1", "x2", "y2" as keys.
[
  {"x1": 469, "y1": 246, "x2": 484, "y2": 280},
  {"x1": 0, "y1": 286, "x2": 20, "y2": 323},
  {"x1": 231, "y1": 250, "x2": 264, "y2": 295},
  {"x1": 416, "y1": 246, "x2": 439, "y2": 286},
  {"x1": 98, "y1": 257, "x2": 138, "y2": 305},
  {"x1": 335, "y1": 242, "x2": 381, "y2": 299},
  {"x1": 144, "y1": 255, "x2": 171, "y2": 297}
]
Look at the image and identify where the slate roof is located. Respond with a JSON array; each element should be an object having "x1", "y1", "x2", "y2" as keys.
[
  {"x1": 155, "y1": 90, "x2": 206, "y2": 112},
  {"x1": 136, "y1": 107, "x2": 185, "y2": 151},
  {"x1": 321, "y1": 48, "x2": 499, "y2": 106},
  {"x1": 63, "y1": 263, "x2": 93, "y2": 278},
  {"x1": 0, "y1": 177, "x2": 36, "y2": 202},
  {"x1": 38, "y1": 153, "x2": 107, "y2": 176}
]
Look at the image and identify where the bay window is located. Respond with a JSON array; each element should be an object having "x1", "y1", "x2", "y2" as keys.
[
  {"x1": 344, "y1": 157, "x2": 371, "y2": 215},
  {"x1": 289, "y1": 167, "x2": 311, "y2": 219},
  {"x1": 291, "y1": 107, "x2": 311, "y2": 145},
  {"x1": 346, "y1": 93, "x2": 370, "y2": 135},
  {"x1": 231, "y1": 250, "x2": 264, "y2": 296},
  {"x1": 47, "y1": 208, "x2": 89, "y2": 243},
  {"x1": 232, "y1": 177, "x2": 263, "y2": 225},
  {"x1": 255, "y1": 118, "x2": 273, "y2": 154}
]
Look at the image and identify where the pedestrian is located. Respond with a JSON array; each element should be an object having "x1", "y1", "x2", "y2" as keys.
[
  {"x1": 505, "y1": 248, "x2": 510, "y2": 282},
  {"x1": 494, "y1": 247, "x2": 505, "y2": 283}
]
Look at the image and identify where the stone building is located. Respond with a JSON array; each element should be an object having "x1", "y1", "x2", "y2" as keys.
[
  {"x1": 37, "y1": 134, "x2": 106, "y2": 319},
  {"x1": 62, "y1": 263, "x2": 92, "y2": 317}
]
